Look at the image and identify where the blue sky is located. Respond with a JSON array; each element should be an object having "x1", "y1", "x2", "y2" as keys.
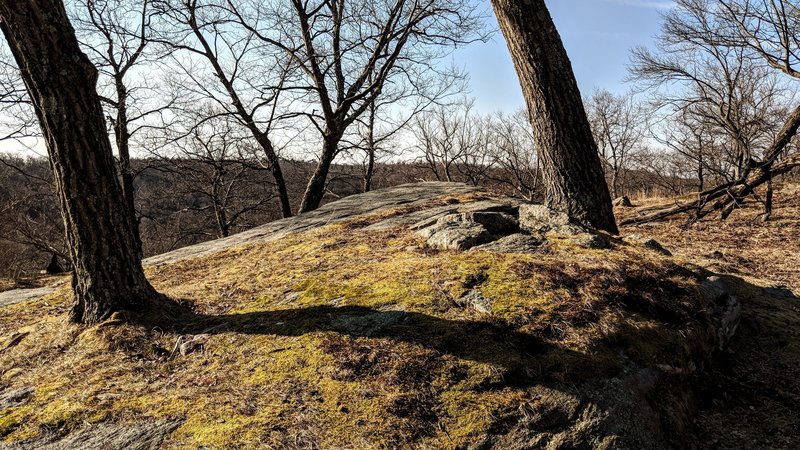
[
  {"x1": 1, "y1": 0, "x2": 671, "y2": 156},
  {"x1": 459, "y1": 0, "x2": 673, "y2": 114}
]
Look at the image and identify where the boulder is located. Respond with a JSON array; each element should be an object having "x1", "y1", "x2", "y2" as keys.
[
  {"x1": 0, "y1": 387, "x2": 33, "y2": 409},
  {"x1": 456, "y1": 288, "x2": 492, "y2": 313},
  {"x1": 178, "y1": 334, "x2": 209, "y2": 356},
  {"x1": 331, "y1": 310, "x2": 408, "y2": 336},
  {"x1": 519, "y1": 204, "x2": 585, "y2": 235},
  {"x1": 45, "y1": 253, "x2": 64, "y2": 274},
  {"x1": 421, "y1": 221, "x2": 496, "y2": 251},
  {"x1": 701, "y1": 276, "x2": 742, "y2": 351},
  {"x1": 473, "y1": 233, "x2": 545, "y2": 254},
  {"x1": 569, "y1": 232, "x2": 611, "y2": 249},
  {"x1": 417, "y1": 212, "x2": 510, "y2": 251},
  {"x1": 460, "y1": 211, "x2": 519, "y2": 235},
  {"x1": 613, "y1": 196, "x2": 633, "y2": 207},
  {"x1": 624, "y1": 234, "x2": 672, "y2": 256},
  {"x1": 14, "y1": 419, "x2": 184, "y2": 450},
  {"x1": 430, "y1": 211, "x2": 519, "y2": 234}
]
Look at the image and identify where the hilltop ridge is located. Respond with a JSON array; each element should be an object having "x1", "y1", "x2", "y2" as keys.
[{"x1": 0, "y1": 182, "x2": 796, "y2": 449}]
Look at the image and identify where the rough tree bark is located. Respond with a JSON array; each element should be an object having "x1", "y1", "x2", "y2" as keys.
[
  {"x1": 0, "y1": 0, "x2": 160, "y2": 324},
  {"x1": 490, "y1": 0, "x2": 618, "y2": 234}
]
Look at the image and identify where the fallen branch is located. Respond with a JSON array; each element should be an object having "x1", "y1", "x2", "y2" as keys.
[
  {"x1": 620, "y1": 156, "x2": 800, "y2": 226},
  {"x1": 621, "y1": 105, "x2": 800, "y2": 226}
]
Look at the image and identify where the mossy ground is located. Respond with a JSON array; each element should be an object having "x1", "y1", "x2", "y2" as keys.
[{"x1": 0, "y1": 196, "x2": 719, "y2": 449}]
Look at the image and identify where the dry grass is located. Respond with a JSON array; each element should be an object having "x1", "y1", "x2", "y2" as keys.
[
  {"x1": 617, "y1": 182, "x2": 800, "y2": 448},
  {"x1": 0, "y1": 275, "x2": 68, "y2": 294},
  {"x1": 619, "y1": 182, "x2": 800, "y2": 290},
  {"x1": 0, "y1": 197, "x2": 716, "y2": 449}
]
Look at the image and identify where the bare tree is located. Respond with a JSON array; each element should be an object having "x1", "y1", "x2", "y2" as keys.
[
  {"x1": 0, "y1": 43, "x2": 36, "y2": 144},
  {"x1": 490, "y1": 0, "x2": 618, "y2": 234},
  {"x1": 152, "y1": 108, "x2": 277, "y2": 239},
  {"x1": 486, "y1": 109, "x2": 540, "y2": 201},
  {"x1": 652, "y1": 106, "x2": 735, "y2": 192},
  {"x1": 624, "y1": 0, "x2": 800, "y2": 224},
  {"x1": 71, "y1": 0, "x2": 173, "y2": 254},
  {"x1": 0, "y1": 155, "x2": 67, "y2": 277},
  {"x1": 413, "y1": 99, "x2": 489, "y2": 185},
  {"x1": 227, "y1": 0, "x2": 488, "y2": 212},
  {"x1": 711, "y1": 0, "x2": 800, "y2": 77},
  {"x1": 586, "y1": 89, "x2": 647, "y2": 198},
  {"x1": 632, "y1": 146, "x2": 698, "y2": 196},
  {"x1": 0, "y1": 0, "x2": 160, "y2": 323},
  {"x1": 155, "y1": 0, "x2": 294, "y2": 218},
  {"x1": 631, "y1": 41, "x2": 789, "y2": 181},
  {"x1": 351, "y1": 71, "x2": 463, "y2": 193}
]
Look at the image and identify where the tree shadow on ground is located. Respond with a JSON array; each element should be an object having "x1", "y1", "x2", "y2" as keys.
[{"x1": 131, "y1": 298, "x2": 618, "y2": 385}]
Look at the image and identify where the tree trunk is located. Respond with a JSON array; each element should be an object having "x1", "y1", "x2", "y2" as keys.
[
  {"x1": 252, "y1": 132, "x2": 292, "y2": 218},
  {"x1": 490, "y1": 0, "x2": 618, "y2": 234},
  {"x1": 45, "y1": 253, "x2": 64, "y2": 275},
  {"x1": 113, "y1": 79, "x2": 142, "y2": 257},
  {"x1": 214, "y1": 204, "x2": 230, "y2": 238},
  {"x1": 363, "y1": 101, "x2": 377, "y2": 193},
  {"x1": 733, "y1": 146, "x2": 745, "y2": 180},
  {"x1": 299, "y1": 136, "x2": 339, "y2": 213},
  {"x1": 762, "y1": 175, "x2": 773, "y2": 222},
  {"x1": 697, "y1": 154, "x2": 705, "y2": 192},
  {"x1": 211, "y1": 177, "x2": 230, "y2": 238},
  {"x1": 0, "y1": 0, "x2": 160, "y2": 324},
  {"x1": 364, "y1": 146, "x2": 375, "y2": 193}
]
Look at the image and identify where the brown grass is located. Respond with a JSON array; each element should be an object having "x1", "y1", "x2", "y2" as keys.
[{"x1": 619, "y1": 182, "x2": 800, "y2": 290}]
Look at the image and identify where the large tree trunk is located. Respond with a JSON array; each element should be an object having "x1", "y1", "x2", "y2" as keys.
[
  {"x1": 0, "y1": 0, "x2": 160, "y2": 324},
  {"x1": 490, "y1": 0, "x2": 618, "y2": 234}
]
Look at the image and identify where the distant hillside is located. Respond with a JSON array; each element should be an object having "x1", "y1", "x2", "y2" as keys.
[{"x1": 0, "y1": 155, "x2": 712, "y2": 278}]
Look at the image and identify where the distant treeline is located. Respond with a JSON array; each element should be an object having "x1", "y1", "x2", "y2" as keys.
[{"x1": 0, "y1": 152, "x2": 737, "y2": 278}]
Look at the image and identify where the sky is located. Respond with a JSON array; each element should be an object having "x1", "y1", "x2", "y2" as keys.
[
  {"x1": 459, "y1": 0, "x2": 674, "y2": 114},
  {"x1": 0, "y1": 0, "x2": 673, "y2": 156}
]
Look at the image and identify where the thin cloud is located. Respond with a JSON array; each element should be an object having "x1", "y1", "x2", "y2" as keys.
[{"x1": 603, "y1": 0, "x2": 676, "y2": 9}]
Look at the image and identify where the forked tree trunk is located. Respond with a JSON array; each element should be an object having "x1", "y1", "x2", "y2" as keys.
[
  {"x1": 299, "y1": 136, "x2": 340, "y2": 213},
  {"x1": 0, "y1": 0, "x2": 160, "y2": 324},
  {"x1": 490, "y1": 0, "x2": 618, "y2": 234}
]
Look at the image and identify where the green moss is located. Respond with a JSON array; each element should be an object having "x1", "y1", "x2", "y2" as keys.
[{"x1": 0, "y1": 202, "x2": 717, "y2": 449}]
